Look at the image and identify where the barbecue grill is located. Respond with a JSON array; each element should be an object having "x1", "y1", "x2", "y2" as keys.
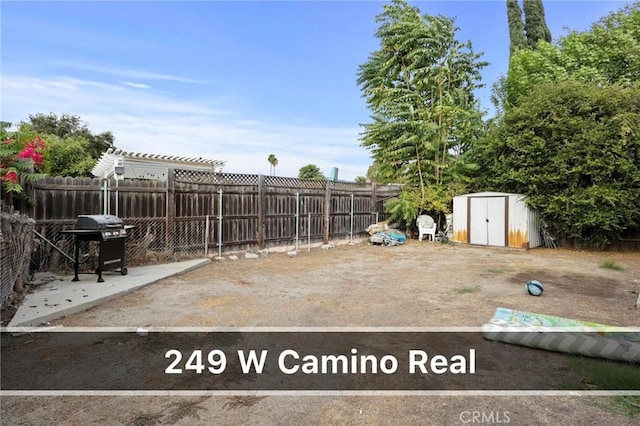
[{"x1": 61, "y1": 215, "x2": 132, "y2": 282}]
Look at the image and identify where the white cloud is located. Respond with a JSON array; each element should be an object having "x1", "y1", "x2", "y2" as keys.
[
  {"x1": 1, "y1": 74, "x2": 371, "y2": 180},
  {"x1": 121, "y1": 81, "x2": 150, "y2": 89},
  {"x1": 52, "y1": 59, "x2": 209, "y2": 85}
]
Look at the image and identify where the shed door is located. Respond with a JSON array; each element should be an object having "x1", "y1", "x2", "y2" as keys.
[{"x1": 469, "y1": 197, "x2": 507, "y2": 246}]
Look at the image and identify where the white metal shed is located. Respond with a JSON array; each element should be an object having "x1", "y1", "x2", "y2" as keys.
[{"x1": 451, "y1": 192, "x2": 541, "y2": 249}]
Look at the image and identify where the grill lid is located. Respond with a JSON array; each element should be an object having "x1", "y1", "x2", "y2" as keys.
[{"x1": 76, "y1": 214, "x2": 124, "y2": 230}]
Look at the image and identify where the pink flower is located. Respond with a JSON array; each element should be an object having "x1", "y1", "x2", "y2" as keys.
[
  {"x1": 1, "y1": 171, "x2": 19, "y2": 183},
  {"x1": 18, "y1": 137, "x2": 45, "y2": 169}
]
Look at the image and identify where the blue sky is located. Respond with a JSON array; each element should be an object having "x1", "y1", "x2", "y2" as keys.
[{"x1": 1, "y1": 1, "x2": 631, "y2": 180}]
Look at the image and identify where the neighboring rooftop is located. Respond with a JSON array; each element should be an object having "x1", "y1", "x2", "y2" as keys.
[{"x1": 92, "y1": 148, "x2": 225, "y2": 181}]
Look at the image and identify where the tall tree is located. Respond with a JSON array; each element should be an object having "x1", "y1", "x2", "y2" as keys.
[
  {"x1": 357, "y1": 0, "x2": 486, "y2": 223},
  {"x1": 559, "y1": 2, "x2": 640, "y2": 85},
  {"x1": 507, "y1": 0, "x2": 527, "y2": 55},
  {"x1": 523, "y1": 0, "x2": 552, "y2": 48},
  {"x1": 43, "y1": 135, "x2": 98, "y2": 177},
  {"x1": 267, "y1": 154, "x2": 278, "y2": 176},
  {"x1": 16, "y1": 113, "x2": 116, "y2": 177},
  {"x1": 474, "y1": 4, "x2": 640, "y2": 247},
  {"x1": 507, "y1": 2, "x2": 640, "y2": 106},
  {"x1": 490, "y1": 75, "x2": 509, "y2": 115},
  {"x1": 24, "y1": 113, "x2": 114, "y2": 159},
  {"x1": 474, "y1": 81, "x2": 640, "y2": 248},
  {"x1": 298, "y1": 164, "x2": 324, "y2": 180}
]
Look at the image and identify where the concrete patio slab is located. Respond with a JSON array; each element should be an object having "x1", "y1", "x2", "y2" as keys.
[{"x1": 7, "y1": 258, "x2": 211, "y2": 327}]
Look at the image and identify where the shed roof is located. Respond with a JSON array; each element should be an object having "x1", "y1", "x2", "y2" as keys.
[{"x1": 454, "y1": 191, "x2": 525, "y2": 198}]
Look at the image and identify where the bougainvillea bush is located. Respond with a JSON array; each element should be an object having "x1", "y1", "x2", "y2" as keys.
[{"x1": 0, "y1": 123, "x2": 47, "y2": 206}]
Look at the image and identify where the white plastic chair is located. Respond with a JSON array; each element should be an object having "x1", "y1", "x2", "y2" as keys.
[{"x1": 417, "y1": 214, "x2": 437, "y2": 242}]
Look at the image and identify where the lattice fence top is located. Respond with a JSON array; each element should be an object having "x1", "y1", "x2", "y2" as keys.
[
  {"x1": 331, "y1": 181, "x2": 373, "y2": 192},
  {"x1": 377, "y1": 184, "x2": 403, "y2": 193},
  {"x1": 174, "y1": 169, "x2": 391, "y2": 193},
  {"x1": 264, "y1": 175, "x2": 326, "y2": 189},
  {"x1": 174, "y1": 170, "x2": 260, "y2": 185}
]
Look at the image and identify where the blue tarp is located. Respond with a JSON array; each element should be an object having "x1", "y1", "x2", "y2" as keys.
[{"x1": 370, "y1": 229, "x2": 407, "y2": 245}]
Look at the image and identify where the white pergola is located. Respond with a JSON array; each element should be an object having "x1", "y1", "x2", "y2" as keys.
[{"x1": 92, "y1": 148, "x2": 225, "y2": 181}]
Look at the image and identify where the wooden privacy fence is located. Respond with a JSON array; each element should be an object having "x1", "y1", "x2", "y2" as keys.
[{"x1": 26, "y1": 170, "x2": 401, "y2": 272}]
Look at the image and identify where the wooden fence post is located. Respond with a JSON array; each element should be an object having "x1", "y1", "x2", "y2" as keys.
[
  {"x1": 370, "y1": 181, "x2": 377, "y2": 223},
  {"x1": 166, "y1": 168, "x2": 175, "y2": 255},
  {"x1": 257, "y1": 174, "x2": 265, "y2": 249},
  {"x1": 323, "y1": 180, "x2": 331, "y2": 244}
]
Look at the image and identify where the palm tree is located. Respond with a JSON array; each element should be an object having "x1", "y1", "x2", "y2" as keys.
[
  {"x1": 267, "y1": 154, "x2": 276, "y2": 176},
  {"x1": 267, "y1": 154, "x2": 278, "y2": 176},
  {"x1": 298, "y1": 164, "x2": 324, "y2": 180}
]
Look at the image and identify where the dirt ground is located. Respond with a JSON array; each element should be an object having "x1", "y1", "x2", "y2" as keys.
[{"x1": 2, "y1": 240, "x2": 639, "y2": 425}]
